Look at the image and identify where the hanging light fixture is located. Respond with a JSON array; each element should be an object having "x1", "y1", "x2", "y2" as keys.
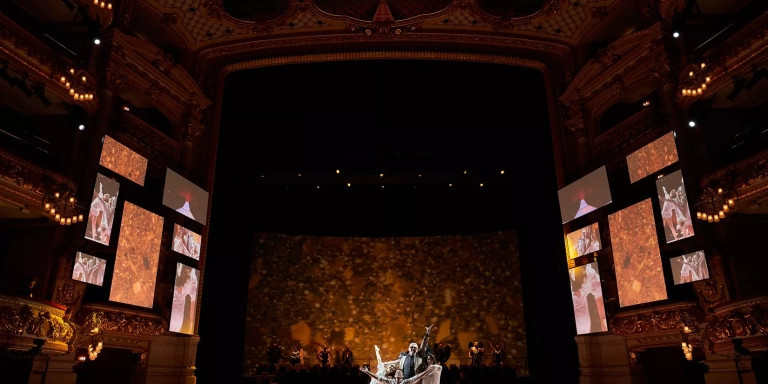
[
  {"x1": 679, "y1": 61, "x2": 712, "y2": 97},
  {"x1": 42, "y1": 185, "x2": 84, "y2": 226},
  {"x1": 59, "y1": 68, "x2": 95, "y2": 103},
  {"x1": 695, "y1": 186, "x2": 736, "y2": 223}
]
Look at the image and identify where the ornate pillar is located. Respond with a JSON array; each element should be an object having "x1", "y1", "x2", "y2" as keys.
[
  {"x1": 566, "y1": 106, "x2": 592, "y2": 172},
  {"x1": 181, "y1": 114, "x2": 205, "y2": 174}
]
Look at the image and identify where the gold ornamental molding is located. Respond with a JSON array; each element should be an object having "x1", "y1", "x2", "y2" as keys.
[
  {"x1": 0, "y1": 150, "x2": 76, "y2": 217},
  {"x1": 699, "y1": 149, "x2": 768, "y2": 211},
  {"x1": 0, "y1": 14, "x2": 99, "y2": 115},
  {"x1": 114, "y1": 112, "x2": 181, "y2": 172},
  {"x1": 559, "y1": 22, "x2": 670, "y2": 131},
  {"x1": 76, "y1": 304, "x2": 168, "y2": 337},
  {"x1": 706, "y1": 296, "x2": 768, "y2": 355},
  {"x1": 108, "y1": 30, "x2": 212, "y2": 138},
  {"x1": 609, "y1": 302, "x2": 705, "y2": 337},
  {"x1": 0, "y1": 294, "x2": 75, "y2": 355},
  {"x1": 676, "y1": 11, "x2": 768, "y2": 109}
]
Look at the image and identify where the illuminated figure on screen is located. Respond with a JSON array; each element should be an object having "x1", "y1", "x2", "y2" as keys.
[
  {"x1": 73, "y1": 254, "x2": 88, "y2": 282},
  {"x1": 676, "y1": 252, "x2": 708, "y2": 284},
  {"x1": 576, "y1": 226, "x2": 600, "y2": 256},
  {"x1": 88, "y1": 183, "x2": 111, "y2": 244},
  {"x1": 660, "y1": 186, "x2": 693, "y2": 241},
  {"x1": 172, "y1": 226, "x2": 201, "y2": 259},
  {"x1": 693, "y1": 252, "x2": 709, "y2": 281},
  {"x1": 170, "y1": 264, "x2": 198, "y2": 334},
  {"x1": 678, "y1": 254, "x2": 699, "y2": 283},
  {"x1": 569, "y1": 263, "x2": 607, "y2": 334},
  {"x1": 73, "y1": 253, "x2": 106, "y2": 285}
]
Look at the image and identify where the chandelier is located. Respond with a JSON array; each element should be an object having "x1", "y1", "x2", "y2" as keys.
[
  {"x1": 679, "y1": 62, "x2": 711, "y2": 97},
  {"x1": 58, "y1": 68, "x2": 95, "y2": 103},
  {"x1": 695, "y1": 186, "x2": 735, "y2": 223},
  {"x1": 42, "y1": 188, "x2": 84, "y2": 226}
]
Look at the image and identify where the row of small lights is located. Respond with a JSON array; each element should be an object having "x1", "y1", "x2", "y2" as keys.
[
  {"x1": 260, "y1": 169, "x2": 507, "y2": 189},
  {"x1": 93, "y1": 0, "x2": 113, "y2": 10}
]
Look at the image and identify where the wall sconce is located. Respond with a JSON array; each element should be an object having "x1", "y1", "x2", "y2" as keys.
[
  {"x1": 681, "y1": 325, "x2": 695, "y2": 361},
  {"x1": 681, "y1": 341, "x2": 693, "y2": 361}
]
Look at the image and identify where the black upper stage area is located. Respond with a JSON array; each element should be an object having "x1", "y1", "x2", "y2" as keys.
[{"x1": 214, "y1": 60, "x2": 557, "y2": 237}]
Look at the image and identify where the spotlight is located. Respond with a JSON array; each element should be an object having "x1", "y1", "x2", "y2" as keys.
[
  {"x1": 78, "y1": 124, "x2": 85, "y2": 131},
  {"x1": 688, "y1": 121, "x2": 696, "y2": 127},
  {"x1": 94, "y1": 38, "x2": 101, "y2": 45},
  {"x1": 673, "y1": 31, "x2": 680, "y2": 38}
]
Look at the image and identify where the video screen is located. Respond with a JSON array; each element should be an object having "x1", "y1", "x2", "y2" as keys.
[
  {"x1": 84, "y1": 173, "x2": 120, "y2": 246},
  {"x1": 162, "y1": 168, "x2": 209, "y2": 225},
  {"x1": 557, "y1": 166, "x2": 612, "y2": 224},
  {"x1": 98, "y1": 135, "x2": 147, "y2": 187},
  {"x1": 626, "y1": 131, "x2": 679, "y2": 184},
  {"x1": 172, "y1": 224, "x2": 202, "y2": 260},
  {"x1": 109, "y1": 202, "x2": 164, "y2": 308},
  {"x1": 656, "y1": 170, "x2": 694, "y2": 243},
  {"x1": 670, "y1": 251, "x2": 710, "y2": 285},
  {"x1": 569, "y1": 262, "x2": 608, "y2": 335},
  {"x1": 72, "y1": 252, "x2": 106, "y2": 286},
  {"x1": 564, "y1": 222, "x2": 602, "y2": 261},
  {"x1": 608, "y1": 199, "x2": 668, "y2": 307},
  {"x1": 169, "y1": 262, "x2": 199, "y2": 335}
]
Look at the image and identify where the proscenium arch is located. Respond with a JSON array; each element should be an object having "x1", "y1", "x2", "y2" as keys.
[{"x1": 206, "y1": 50, "x2": 568, "y2": 190}]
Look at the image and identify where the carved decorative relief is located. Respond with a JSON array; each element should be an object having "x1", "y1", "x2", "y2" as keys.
[
  {"x1": 76, "y1": 304, "x2": 167, "y2": 337},
  {"x1": 700, "y1": 149, "x2": 768, "y2": 212},
  {"x1": 0, "y1": 294, "x2": 74, "y2": 354},
  {"x1": 706, "y1": 297, "x2": 768, "y2": 355},
  {"x1": 610, "y1": 302, "x2": 705, "y2": 337},
  {"x1": 0, "y1": 150, "x2": 75, "y2": 216},
  {"x1": 114, "y1": 113, "x2": 180, "y2": 171}
]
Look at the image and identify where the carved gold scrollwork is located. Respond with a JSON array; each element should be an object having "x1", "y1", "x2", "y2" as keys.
[
  {"x1": 0, "y1": 295, "x2": 74, "y2": 354},
  {"x1": 76, "y1": 305, "x2": 167, "y2": 337},
  {"x1": 706, "y1": 299, "x2": 768, "y2": 354},
  {"x1": 610, "y1": 303, "x2": 705, "y2": 337}
]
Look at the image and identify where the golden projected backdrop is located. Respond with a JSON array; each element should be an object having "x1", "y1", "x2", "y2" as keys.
[
  {"x1": 243, "y1": 231, "x2": 527, "y2": 375},
  {"x1": 99, "y1": 135, "x2": 148, "y2": 186},
  {"x1": 626, "y1": 131, "x2": 678, "y2": 184},
  {"x1": 608, "y1": 199, "x2": 667, "y2": 307},
  {"x1": 109, "y1": 202, "x2": 163, "y2": 308}
]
